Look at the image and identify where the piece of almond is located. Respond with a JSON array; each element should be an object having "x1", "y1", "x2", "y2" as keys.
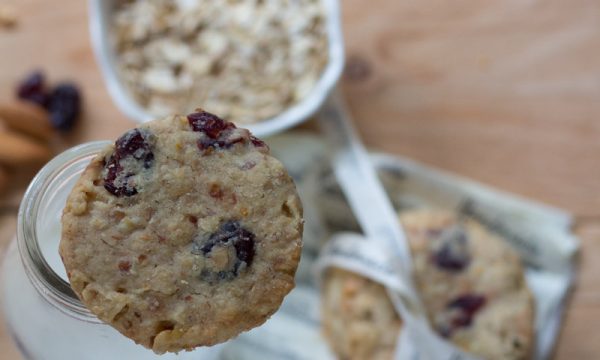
[
  {"x1": 0, "y1": 130, "x2": 52, "y2": 166},
  {"x1": 0, "y1": 101, "x2": 53, "y2": 141}
]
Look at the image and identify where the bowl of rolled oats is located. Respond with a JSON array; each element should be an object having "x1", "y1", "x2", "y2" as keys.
[{"x1": 89, "y1": 0, "x2": 344, "y2": 137}]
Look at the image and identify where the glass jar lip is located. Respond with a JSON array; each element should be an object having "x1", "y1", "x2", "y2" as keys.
[{"x1": 17, "y1": 141, "x2": 111, "y2": 322}]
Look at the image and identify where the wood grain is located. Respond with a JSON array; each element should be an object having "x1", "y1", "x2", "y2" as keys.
[
  {"x1": 341, "y1": 0, "x2": 600, "y2": 217},
  {"x1": 0, "y1": 168, "x2": 7, "y2": 194},
  {"x1": 0, "y1": 0, "x2": 598, "y2": 359}
]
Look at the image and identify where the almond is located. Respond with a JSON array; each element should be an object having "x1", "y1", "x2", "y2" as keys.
[
  {"x1": 0, "y1": 130, "x2": 52, "y2": 166},
  {"x1": 0, "y1": 101, "x2": 53, "y2": 141}
]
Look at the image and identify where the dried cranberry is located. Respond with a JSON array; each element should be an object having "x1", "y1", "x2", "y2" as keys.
[
  {"x1": 47, "y1": 83, "x2": 81, "y2": 131},
  {"x1": 103, "y1": 129, "x2": 154, "y2": 197},
  {"x1": 430, "y1": 226, "x2": 471, "y2": 272},
  {"x1": 188, "y1": 111, "x2": 235, "y2": 152},
  {"x1": 187, "y1": 215, "x2": 198, "y2": 225},
  {"x1": 16, "y1": 70, "x2": 49, "y2": 107},
  {"x1": 250, "y1": 136, "x2": 266, "y2": 148},
  {"x1": 188, "y1": 111, "x2": 235, "y2": 138},
  {"x1": 187, "y1": 110, "x2": 264, "y2": 153},
  {"x1": 118, "y1": 260, "x2": 132, "y2": 272},
  {"x1": 209, "y1": 183, "x2": 223, "y2": 199},
  {"x1": 103, "y1": 160, "x2": 125, "y2": 197},
  {"x1": 192, "y1": 220, "x2": 256, "y2": 280},
  {"x1": 438, "y1": 294, "x2": 487, "y2": 337},
  {"x1": 104, "y1": 165, "x2": 138, "y2": 197},
  {"x1": 115, "y1": 129, "x2": 154, "y2": 168},
  {"x1": 448, "y1": 294, "x2": 486, "y2": 312},
  {"x1": 232, "y1": 230, "x2": 255, "y2": 266}
]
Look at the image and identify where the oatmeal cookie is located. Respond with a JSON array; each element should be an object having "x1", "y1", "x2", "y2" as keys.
[
  {"x1": 322, "y1": 268, "x2": 402, "y2": 360},
  {"x1": 322, "y1": 209, "x2": 534, "y2": 360},
  {"x1": 60, "y1": 110, "x2": 303, "y2": 353}
]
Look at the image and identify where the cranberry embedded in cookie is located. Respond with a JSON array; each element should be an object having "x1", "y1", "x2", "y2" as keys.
[
  {"x1": 187, "y1": 110, "x2": 268, "y2": 153},
  {"x1": 436, "y1": 294, "x2": 487, "y2": 337},
  {"x1": 191, "y1": 220, "x2": 256, "y2": 282},
  {"x1": 103, "y1": 128, "x2": 154, "y2": 197},
  {"x1": 429, "y1": 225, "x2": 471, "y2": 272}
]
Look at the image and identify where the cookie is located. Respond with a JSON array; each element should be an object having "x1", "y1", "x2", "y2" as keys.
[
  {"x1": 321, "y1": 268, "x2": 402, "y2": 360},
  {"x1": 60, "y1": 110, "x2": 303, "y2": 353},
  {"x1": 404, "y1": 210, "x2": 534, "y2": 359},
  {"x1": 322, "y1": 209, "x2": 534, "y2": 360}
]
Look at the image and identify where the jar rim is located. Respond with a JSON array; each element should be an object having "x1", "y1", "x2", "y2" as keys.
[{"x1": 17, "y1": 141, "x2": 110, "y2": 322}]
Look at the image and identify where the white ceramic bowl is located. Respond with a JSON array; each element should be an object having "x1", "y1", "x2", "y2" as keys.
[{"x1": 88, "y1": 0, "x2": 345, "y2": 138}]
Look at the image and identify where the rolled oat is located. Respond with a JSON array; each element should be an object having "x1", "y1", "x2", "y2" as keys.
[{"x1": 113, "y1": 0, "x2": 329, "y2": 124}]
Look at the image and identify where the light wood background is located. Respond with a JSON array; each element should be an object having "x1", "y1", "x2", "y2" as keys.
[{"x1": 0, "y1": 0, "x2": 599, "y2": 359}]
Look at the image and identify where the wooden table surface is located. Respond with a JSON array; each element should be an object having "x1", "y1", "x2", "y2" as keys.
[{"x1": 0, "y1": 0, "x2": 599, "y2": 359}]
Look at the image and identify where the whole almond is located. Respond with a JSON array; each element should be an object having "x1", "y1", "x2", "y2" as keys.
[
  {"x1": 0, "y1": 130, "x2": 52, "y2": 166},
  {"x1": 0, "y1": 101, "x2": 53, "y2": 141}
]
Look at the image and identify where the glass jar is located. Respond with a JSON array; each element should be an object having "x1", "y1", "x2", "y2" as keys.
[{"x1": 0, "y1": 142, "x2": 223, "y2": 360}]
